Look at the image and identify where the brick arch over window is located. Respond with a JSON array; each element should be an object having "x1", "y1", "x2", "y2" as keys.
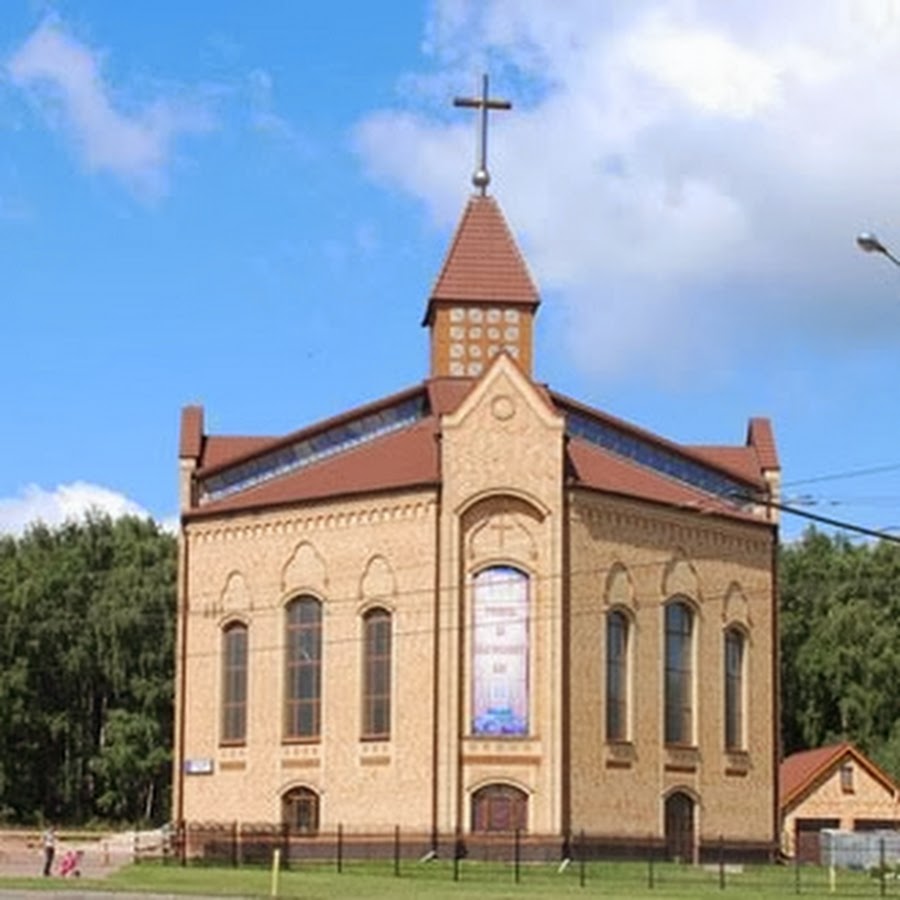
[
  {"x1": 282, "y1": 786, "x2": 319, "y2": 834},
  {"x1": 285, "y1": 595, "x2": 322, "y2": 740},
  {"x1": 471, "y1": 783, "x2": 528, "y2": 833},
  {"x1": 460, "y1": 493, "x2": 545, "y2": 566}
]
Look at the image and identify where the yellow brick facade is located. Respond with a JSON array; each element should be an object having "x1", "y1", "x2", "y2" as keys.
[{"x1": 174, "y1": 355, "x2": 778, "y2": 857}]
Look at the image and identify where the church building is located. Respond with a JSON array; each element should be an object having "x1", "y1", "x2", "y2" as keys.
[{"x1": 174, "y1": 81, "x2": 781, "y2": 861}]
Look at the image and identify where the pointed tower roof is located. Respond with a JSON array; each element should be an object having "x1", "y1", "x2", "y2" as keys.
[{"x1": 423, "y1": 195, "x2": 539, "y2": 324}]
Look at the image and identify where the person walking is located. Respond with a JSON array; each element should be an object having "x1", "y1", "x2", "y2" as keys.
[{"x1": 41, "y1": 826, "x2": 56, "y2": 876}]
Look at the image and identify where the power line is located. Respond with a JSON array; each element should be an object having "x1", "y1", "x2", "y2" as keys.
[{"x1": 782, "y1": 461, "x2": 900, "y2": 489}]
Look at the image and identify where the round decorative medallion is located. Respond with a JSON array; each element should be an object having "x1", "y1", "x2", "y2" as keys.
[{"x1": 491, "y1": 395, "x2": 516, "y2": 421}]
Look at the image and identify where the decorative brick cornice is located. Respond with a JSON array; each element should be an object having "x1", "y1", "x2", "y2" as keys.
[
  {"x1": 570, "y1": 492, "x2": 773, "y2": 566},
  {"x1": 186, "y1": 498, "x2": 437, "y2": 545}
]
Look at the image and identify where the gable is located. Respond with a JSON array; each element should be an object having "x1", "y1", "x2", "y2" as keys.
[{"x1": 781, "y1": 744, "x2": 900, "y2": 815}]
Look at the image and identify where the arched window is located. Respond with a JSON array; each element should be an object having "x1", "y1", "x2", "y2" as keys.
[
  {"x1": 606, "y1": 609, "x2": 630, "y2": 742},
  {"x1": 362, "y1": 608, "x2": 391, "y2": 739},
  {"x1": 724, "y1": 627, "x2": 745, "y2": 751},
  {"x1": 471, "y1": 784, "x2": 528, "y2": 833},
  {"x1": 664, "y1": 791, "x2": 695, "y2": 862},
  {"x1": 285, "y1": 596, "x2": 322, "y2": 740},
  {"x1": 282, "y1": 786, "x2": 319, "y2": 834},
  {"x1": 471, "y1": 566, "x2": 529, "y2": 736},
  {"x1": 664, "y1": 601, "x2": 694, "y2": 745},
  {"x1": 221, "y1": 622, "x2": 247, "y2": 744}
]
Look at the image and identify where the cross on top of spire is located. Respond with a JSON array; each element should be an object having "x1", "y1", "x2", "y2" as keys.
[{"x1": 454, "y1": 74, "x2": 511, "y2": 196}]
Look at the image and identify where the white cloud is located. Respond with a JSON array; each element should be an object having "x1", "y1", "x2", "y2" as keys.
[
  {"x1": 0, "y1": 482, "x2": 165, "y2": 537},
  {"x1": 6, "y1": 18, "x2": 211, "y2": 195},
  {"x1": 355, "y1": 1, "x2": 900, "y2": 380}
]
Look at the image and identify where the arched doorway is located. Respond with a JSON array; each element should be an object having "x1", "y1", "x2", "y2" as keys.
[
  {"x1": 471, "y1": 784, "x2": 528, "y2": 833},
  {"x1": 664, "y1": 791, "x2": 695, "y2": 862},
  {"x1": 282, "y1": 786, "x2": 320, "y2": 834}
]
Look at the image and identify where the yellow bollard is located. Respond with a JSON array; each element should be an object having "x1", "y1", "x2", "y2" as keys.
[{"x1": 271, "y1": 848, "x2": 280, "y2": 897}]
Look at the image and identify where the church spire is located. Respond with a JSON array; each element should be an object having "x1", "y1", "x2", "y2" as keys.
[{"x1": 423, "y1": 77, "x2": 539, "y2": 381}]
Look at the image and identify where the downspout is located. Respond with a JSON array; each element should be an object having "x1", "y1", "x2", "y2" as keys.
[
  {"x1": 431, "y1": 465, "x2": 443, "y2": 847},
  {"x1": 771, "y1": 520, "x2": 781, "y2": 859},
  {"x1": 560, "y1": 454, "x2": 572, "y2": 838},
  {"x1": 175, "y1": 521, "x2": 189, "y2": 827}
]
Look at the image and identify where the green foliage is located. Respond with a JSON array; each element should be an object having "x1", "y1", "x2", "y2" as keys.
[
  {"x1": 0, "y1": 513, "x2": 176, "y2": 826},
  {"x1": 780, "y1": 528, "x2": 900, "y2": 775}
]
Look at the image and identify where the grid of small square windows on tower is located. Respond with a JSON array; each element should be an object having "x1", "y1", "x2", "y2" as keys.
[{"x1": 448, "y1": 307, "x2": 521, "y2": 376}]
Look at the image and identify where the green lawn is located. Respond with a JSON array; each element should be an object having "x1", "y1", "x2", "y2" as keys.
[{"x1": 3, "y1": 859, "x2": 898, "y2": 898}]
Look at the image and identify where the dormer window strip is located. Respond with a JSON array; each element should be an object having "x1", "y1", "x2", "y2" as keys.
[
  {"x1": 199, "y1": 396, "x2": 428, "y2": 504},
  {"x1": 565, "y1": 411, "x2": 752, "y2": 507}
]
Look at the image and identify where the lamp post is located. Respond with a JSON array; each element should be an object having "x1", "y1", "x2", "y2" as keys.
[{"x1": 856, "y1": 232, "x2": 900, "y2": 268}]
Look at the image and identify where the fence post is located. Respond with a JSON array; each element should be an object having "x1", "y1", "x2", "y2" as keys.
[
  {"x1": 794, "y1": 847, "x2": 800, "y2": 895},
  {"x1": 453, "y1": 827, "x2": 463, "y2": 882},
  {"x1": 514, "y1": 828, "x2": 521, "y2": 884},
  {"x1": 880, "y1": 836, "x2": 886, "y2": 898},
  {"x1": 718, "y1": 834, "x2": 725, "y2": 890},
  {"x1": 180, "y1": 820, "x2": 188, "y2": 867},
  {"x1": 648, "y1": 838, "x2": 655, "y2": 890},
  {"x1": 231, "y1": 821, "x2": 238, "y2": 868},
  {"x1": 579, "y1": 829, "x2": 586, "y2": 888},
  {"x1": 337, "y1": 823, "x2": 343, "y2": 874},
  {"x1": 394, "y1": 825, "x2": 400, "y2": 877},
  {"x1": 280, "y1": 822, "x2": 289, "y2": 871}
]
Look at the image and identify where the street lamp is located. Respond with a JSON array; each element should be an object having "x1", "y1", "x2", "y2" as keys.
[{"x1": 856, "y1": 232, "x2": 900, "y2": 268}]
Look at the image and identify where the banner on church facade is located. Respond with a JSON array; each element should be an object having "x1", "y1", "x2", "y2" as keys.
[{"x1": 471, "y1": 566, "x2": 529, "y2": 736}]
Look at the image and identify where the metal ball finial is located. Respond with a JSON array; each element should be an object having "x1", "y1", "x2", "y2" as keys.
[{"x1": 473, "y1": 168, "x2": 490, "y2": 191}]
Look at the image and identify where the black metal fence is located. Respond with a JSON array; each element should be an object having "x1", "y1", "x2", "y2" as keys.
[{"x1": 139, "y1": 823, "x2": 900, "y2": 895}]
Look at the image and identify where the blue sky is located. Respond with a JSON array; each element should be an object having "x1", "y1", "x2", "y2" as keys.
[{"x1": 3, "y1": 1, "x2": 900, "y2": 540}]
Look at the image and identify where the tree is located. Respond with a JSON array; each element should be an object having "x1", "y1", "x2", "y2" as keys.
[
  {"x1": 780, "y1": 528, "x2": 900, "y2": 777},
  {"x1": 0, "y1": 514, "x2": 175, "y2": 825}
]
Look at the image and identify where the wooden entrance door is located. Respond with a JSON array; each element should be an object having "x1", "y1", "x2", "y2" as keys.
[{"x1": 664, "y1": 792, "x2": 695, "y2": 862}]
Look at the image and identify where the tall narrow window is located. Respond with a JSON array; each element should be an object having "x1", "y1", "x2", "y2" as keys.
[
  {"x1": 472, "y1": 566, "x2": 529, "y2": 736},
  {"x1": 362, "y1": 608, "x2": 391, "y2": 739},
  {"x1": 285, "y1": 596, "x2": 322, "y2": 740},
  {"x1": 221, "y1": 622, "x2": 248, "y2": 744},
  {"x1": 664, "y1": 601, "x2": 694, "y2": 745},
  {"x1": 724, "y1": 628, "x2": 745, "y2": 750},
  {"x1": 606, "y1": 610, "x2": 629, "y2": 741}
]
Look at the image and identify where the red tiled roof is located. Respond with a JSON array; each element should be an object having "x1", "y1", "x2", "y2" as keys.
[
  {"x1": 424, "y1": 195, "x2": 538, "y2": 324},
  {"x1": 779, "y1": 743, "x2": 899, "y2": 811},
  {"x1": 426, "y1": 377, "x2": 476, "y2": 415},
  {"x1": 195, "y1": 384, "x2": 426, "y2": 479},
  {"x1": 185, "y1": 377, "x2": 774, "y2": 525},
  {"x1": 552, "y1": 390, "x2": 769, "y2": 492},
  {"x1": 567, "y1": 438, "x2": 762, "y2": 522},
  {"x1": 687, "y1": 446, "x2": 764, "y2": 485},
  {"x1": 780, "y1": 744, "x2": 851, "y2": 810},
  {"x1": 190, "y1": 418, "x2": 440, "y2": 518},
  {"x1": 202, "y1": 436, "x2": 276, "y2": 471}
]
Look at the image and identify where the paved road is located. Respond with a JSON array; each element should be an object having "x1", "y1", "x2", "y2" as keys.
[{"x1": 0, "y1": 892, "x2": 251, "y2": 900}]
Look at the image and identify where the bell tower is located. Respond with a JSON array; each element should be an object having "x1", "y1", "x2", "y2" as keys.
[{"x1": 423, "y1": 76, "x2": 540, "y2": 379}]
